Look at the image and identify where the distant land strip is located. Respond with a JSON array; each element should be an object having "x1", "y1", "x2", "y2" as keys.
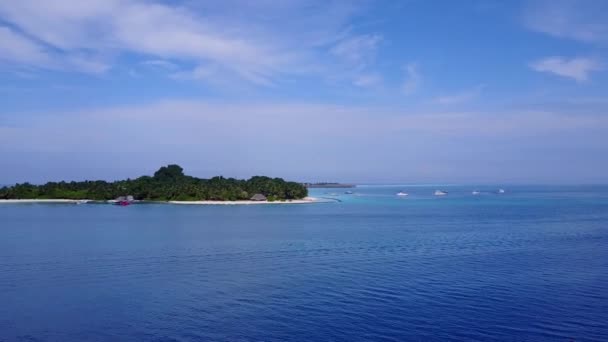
[{"x1": 304, "y1": 183, "x2": 356, "y2": 188}]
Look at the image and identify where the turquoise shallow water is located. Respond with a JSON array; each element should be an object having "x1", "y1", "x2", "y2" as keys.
[{"x1": 1, "y1": 185, "x2": 607, "y2": 341}]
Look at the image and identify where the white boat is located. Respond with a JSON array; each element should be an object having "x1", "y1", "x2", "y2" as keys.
[
  {"x1": 75, "y1": 200, "x2": 89, "y2": 205},
  {"x1": 434, "y1": 190, "x2": 448, "y2": 196},
  {"x1": 396, "y1": 191, "x2": 408, "y2": 196},
  {"x1": 497, "y1": 189, "x2": 505, "y2": 194},
  {"x1": 472, "y1": 190, "x2": 480, "y2": 195}
]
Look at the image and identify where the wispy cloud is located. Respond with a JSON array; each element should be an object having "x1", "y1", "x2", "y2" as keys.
[
  {"x1": 402, "y1": 63, "x2": 421, "y2": 95},
  {"x1": 0, "y1": 0, "x2": 369, "y2": 85},
  {"x1": 436, "y1": 85, "x2": 485, "y2": 104},
  {"x1": 0, "y1": 26, "x2": 53, "y2": 67},
  {"x1": 530, "y1": 56, "x2": 602, "y2": 82},
  {"x1": 0, "y1": 0, "x2": 288, "y2": 83},
  {"x1": 141, "y1": 60, "x2": 179, "y2": 71},
  {"x1": 330, "y1": 34, "x2": 382, "y2": 68},
  {"x1": 0, "y1": 26, "x2": 110, "y2": 74},
  {"x1": 353, "y1": 73, "x2": 383, "y2": 88},
  {"x1": 523, "y1": 0, "x2": 608, "y2": 44},
  {"x1": 329, "y1": 33, "x2": 384, "y2": 87}
]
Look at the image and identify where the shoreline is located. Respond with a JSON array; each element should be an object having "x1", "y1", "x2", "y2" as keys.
[
  {"x1": 0, "y1": 199, "x2": 93, "y2": 204},
  {"x1": 0, "y1": 197, "x2": 326, "y2": 205},
  {"x1": 167, "y1": 197, "x2": 322, "y2": 205}
]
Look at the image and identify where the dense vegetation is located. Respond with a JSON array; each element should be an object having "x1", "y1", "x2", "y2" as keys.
[{"x1": 0, "y1": 165, "x2": 308, "y2": 201}]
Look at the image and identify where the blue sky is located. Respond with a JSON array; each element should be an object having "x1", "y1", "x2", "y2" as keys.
[{"x1": 0, "y1": 0, "x2": 607, "y2": 184}]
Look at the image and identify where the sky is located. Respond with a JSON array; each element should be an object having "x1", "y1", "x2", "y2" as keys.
[{"x1": 0, "y1": 0, "x2": 607, "y2": 184}]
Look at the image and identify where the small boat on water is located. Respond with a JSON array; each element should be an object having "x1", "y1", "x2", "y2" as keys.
[
  {"x1": 112, "y1": 195, "x2": 134, "y2": 206},
  {"x1": 396, "y1": 191, "x2": 408, "y2": 196},
  {"x1": 344, "y1": 191, "x2": 353, "y2": 194},
  {"x1": 497, "y1": 189, "x2": 505, "y2": 194},
  {"x1": 472, "y1": 190, "x2": 481, "y2": 195},
  {"x1": 75, "y1": 200, "x2": 89, "y2": 205},
  {"x1": 434, "y1": 190, "x2": 448, "y2": 196}
]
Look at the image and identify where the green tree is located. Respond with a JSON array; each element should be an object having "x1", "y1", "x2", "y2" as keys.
[
  {"x1": 153, "y1": 164, "x2": 184, "y2": 181},
  {"x1": 1, "y1": 164, "x2": 308, "y2": 201}
]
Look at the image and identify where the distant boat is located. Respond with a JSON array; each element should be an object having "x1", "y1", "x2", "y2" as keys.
[
  {"x1": 75, "y1": 200, "x2": 88, "y2": 205},
  {"x1": 497, "y1": 189, "x2": 505, "y2": 194},
  {"x1": 113, "y1": 195, "x2": 134, "y2": 206},
  {"x1": 434, "y1": 190, "x2": 448, "y2": 196},
  {"x1": 396, "y1": 191, "x2": 408, "y2": 196},
  {"x1": 344, "y1": 191, "x2": 353, "y2": 194},
  {"x1": 472, "y1": 190, "x2": 481, "y2": 195}
]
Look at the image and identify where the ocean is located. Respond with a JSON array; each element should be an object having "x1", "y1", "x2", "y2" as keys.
[{"x1": 1, "y1": 185, "x2": 607, "y2": 341}]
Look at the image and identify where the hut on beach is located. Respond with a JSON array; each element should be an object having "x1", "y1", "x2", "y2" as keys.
[
  {"x1": 250, "y1": 194, "x2": 267, "y2": 201},
  {"x1": 114, "y1": 195, "x2": 134, "y2": 202}
]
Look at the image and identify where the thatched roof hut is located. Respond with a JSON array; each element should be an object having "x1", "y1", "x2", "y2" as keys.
[{"x1": 250, "y1": 194, "x2": 267, "y2": 201}]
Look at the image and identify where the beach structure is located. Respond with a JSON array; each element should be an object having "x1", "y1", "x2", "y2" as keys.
[
  {"x1": 250, "y1": 194, "x2": 267, "y2": 201},
  {"x1": 113, "y1": 195, "x2": 134, "y2": 206}
]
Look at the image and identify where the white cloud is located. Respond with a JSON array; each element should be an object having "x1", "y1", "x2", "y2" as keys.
[
  {"x1": 353, "y1": 73, "x2": 383, "y2": 87},
  {"x1": 436, "y1": 85, "x2": 485, "y2": 104},
  {"x1": 66, "y1": 55, "x2": 110, "y2": 74},
  {"x1": 141, "y1": 60, "x2": 179, "y2": 71},
  {"x1": 0, "y1": 0, "x2": 370, "y2": 84},
  {"x1": 330, "y1": 34, "x2": 382, "y2": 68},
  {"x1": 0, "y1": 26, "x2": 110, "y2": 74},
  {"x1": 329, "y1": 33, "x2": 384, "y2": 87},
  {"x1": 523, "y1": 0, "x2": 608, "y2": 44},
  {"x1": 402, "y1": 63, "x2": 420, "y2": 95},
  {"x1": 0, "y1": 26, "x2": 53, "y2": 67},
  {"x1": 530, "y1": 56, "x2": 602, "y2": 82},
  {"x1": 0, "y1": 0, "x2": 285, "y2": 81}
]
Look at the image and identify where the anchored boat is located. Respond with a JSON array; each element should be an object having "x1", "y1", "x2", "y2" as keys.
[{"x1": 112, "y1": 195, "x2": 134, "y2": 206}]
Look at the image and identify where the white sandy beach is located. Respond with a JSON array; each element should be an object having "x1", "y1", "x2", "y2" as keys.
[
  {"x1": 0, "y1": 197, "x2": 326, "y2": 205},
  {"x1": 168, "y1": 197, "x2": 322, "y2": 205},
  {"x1": 0, "y1": 199, "x2": 92, "y2": 204}
]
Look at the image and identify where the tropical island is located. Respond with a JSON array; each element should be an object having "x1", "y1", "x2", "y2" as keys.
[{"x1": 0, "y1": 165, "x2": 310, "y2": 204}]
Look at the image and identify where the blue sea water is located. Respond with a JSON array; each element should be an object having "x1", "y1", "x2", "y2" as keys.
[{"x1": 1, "y1": 185, "x2": 607, "y2": 341}]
